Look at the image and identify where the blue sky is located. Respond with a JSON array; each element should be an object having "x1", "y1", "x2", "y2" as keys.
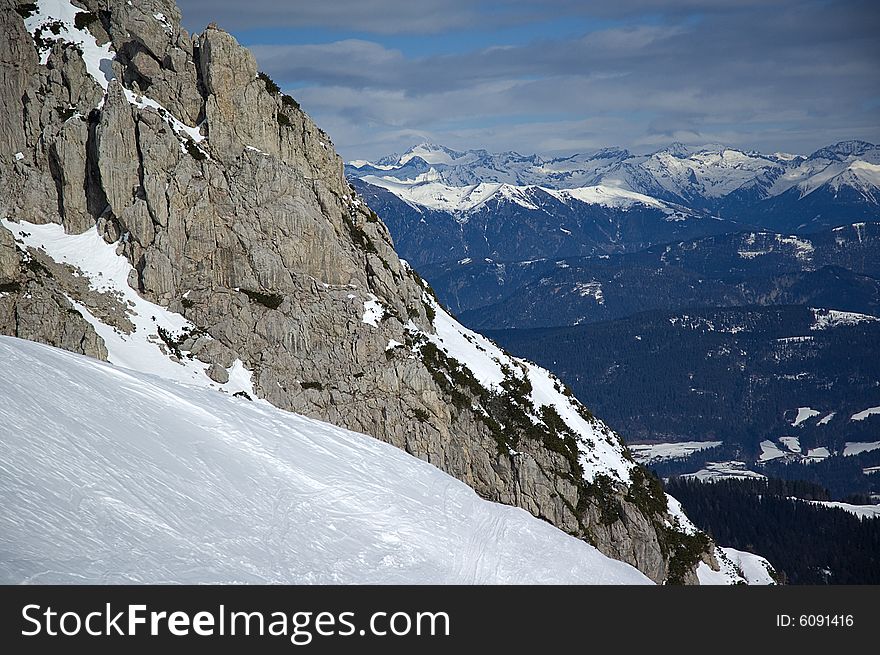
[{"x1": 176, "y1": 0, "x2": 880, "y2": 160}]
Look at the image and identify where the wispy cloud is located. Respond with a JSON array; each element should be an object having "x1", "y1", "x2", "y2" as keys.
[{"x1": 177, "y1": 0, "x2": 496, "y2": 33}]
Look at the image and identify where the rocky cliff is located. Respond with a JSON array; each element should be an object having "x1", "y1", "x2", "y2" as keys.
[{"x1": 0, "y1": 0, "x2": 722, "y2": 583}]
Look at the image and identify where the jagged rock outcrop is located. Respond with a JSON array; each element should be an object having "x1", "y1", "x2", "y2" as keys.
[
  {"x1": 108, "y1": 0, "x2": 203, "y2": 126},
  {"x1": 0, "y1": 224, "x2": 107, "y2": 359},
  {"x1": 0, "y1": 0, "x2": 712, "y2": 583}
]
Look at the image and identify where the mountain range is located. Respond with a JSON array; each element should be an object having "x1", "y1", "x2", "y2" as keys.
[
  {"x1": 349, "y1": 140, "x2": 880, "y2": 216},
  {"x1": 347, "y1": 141, "x2": 880, "y2": 267}
]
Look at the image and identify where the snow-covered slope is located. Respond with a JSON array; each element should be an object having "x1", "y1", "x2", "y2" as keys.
[
  {"x1": 0, "y1": 216, "x2": 647, "y2": 576},
  {"x1": 0, "y1": 336, "x2": 652, "y2": 585},
  {"x1": 420, "y1": 299, "x2": 634, "y2": 483},
  {"x1": 805, "y1": 500, "x2": 880, "y2": 520},
  {"x1": 629, "y1": 441, "x2": 723, "y2": 465},
  {"x1": 769, "y1": 142, "x2": 880, "y2": 200},
  {"x1": 698, "y1": 548, "x2": 779, "y2": 585}
]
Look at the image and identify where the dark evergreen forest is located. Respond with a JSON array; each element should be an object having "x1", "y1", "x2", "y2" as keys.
[{"x1": 666, "y1": 477, "x2": 880, "y2": 584}]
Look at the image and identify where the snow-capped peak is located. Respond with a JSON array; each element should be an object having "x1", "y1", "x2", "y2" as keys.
[
  {"x1": 651, "y1": 141, "x2": 697, "y2": 157},
  {"x1": 808, "y1": 140, "x2": 878, "y2": 162},
  {"x1": 397, "y1": 142, "x2": 471, "y2": 166}
]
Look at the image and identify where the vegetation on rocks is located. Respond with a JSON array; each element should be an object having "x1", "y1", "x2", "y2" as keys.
[{"x1": 241, "y1": 289, "x2": 283, "y2": 310}]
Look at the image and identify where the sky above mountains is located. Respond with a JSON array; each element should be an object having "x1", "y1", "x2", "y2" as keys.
[{"x1": 176, "y1": 0, "x2": 880, "y2": 160}]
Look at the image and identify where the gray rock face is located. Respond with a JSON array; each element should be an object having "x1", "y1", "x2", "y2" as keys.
[
  {"x1": 47, "y1": 117, "x2": 93, "y2": 234},
  {"x1": 96, "y1": 83, "x2": 140, "y2": 220},
  {"x1": 0, "y1": 4, "x2": 104, "y2": 232},
  {"x1": 0, "y1": 0, "x2": 714, "y2": 583},
  {"x1": 4, "y1": 282, "x2": 108, "y2": 360},
  {"x1": 0, "y1": 225, "x2": 18, "y2": 285},
  {"x1": 0, "y1": 2, "x2": 37, "y2": 159}
]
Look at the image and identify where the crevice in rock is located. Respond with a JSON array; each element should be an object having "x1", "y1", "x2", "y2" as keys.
[
  {"x1": 84, "y1": 108, "x2": 110, "y2": 221},
  {"x1": 117, "y1": 40, "x2": 158, "y2": 95},
  {"x1": 132, "y1": 117, "x2": 147, "y2": 201},
  {"x1": 46, "y1": 143, "x2": 66, "y2": 223},
  {"x1": 191, "y1": 40, "x2": 208, "y2": 125},
  {"x1": 134, "y1": 252, "x2": 147, "y2": 294}
]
